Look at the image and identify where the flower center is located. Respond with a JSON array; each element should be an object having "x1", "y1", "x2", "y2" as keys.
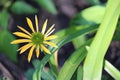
[{"x1": 31, "y1": 32, "x2": 44, "y2": 45}]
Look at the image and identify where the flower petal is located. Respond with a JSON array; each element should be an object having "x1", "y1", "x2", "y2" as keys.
[
  {"x1": 17, "y1": 25, "x2": 31, "y2": 36},
  {"x1": 44, "y1": 35, "x2": 57, "y2": 40},
  {"x1": 45, "y1": 24, "x2": 55, "y2": 35},
  {"x1": 41, "y1": 45, "x2": 51, "y2": 54},
  {"x1": 11, "y1": 39, "x2": 31, "y2": 44},
  {"x1": 35, "y1": 15, "x2": 39, "y2": 32},
  {"x1": 46, "y1": 28, "x2": 55, "y2": 36},
  {"x1": 41, "y1": 19, "x2": 48, "y2": 34},
  {"x1": 13, "y1": 32, "x2": 31, "y2": 39},
  {"x1": 19, "y1": 43, "x2": 33, "y2": 54},
  {"x1": 28, "y1": 45, "x2": 35, "y2": 62},
  {"x1": 26, "y1": 17, "x2": 35, "y2": 33},
  {"x1": 36, "y1": 45, "x2": 40, "y2": 58},
  {"x1": 44, "y1": 41, "x2": 57, "y2": 48}
]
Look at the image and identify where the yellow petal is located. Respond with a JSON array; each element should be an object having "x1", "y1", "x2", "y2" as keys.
[
  {"x1": 35, "y1": 15, "x2": 39, "y2": 32},
  {"x1": 26, "y1": 17, "x2": 35, "y2": 33},
  {"x1": 11, "y1": 39, "x2": 31, "y2": 44},
  {"x1": 13, "y1": 32, "x2": 31, "y2": 39},
  {"x1": 41, "y1": 45, "x2": 51, "y2": 54},
  {"x1": 41, "y1": 19, "x2": 48, "y2": 34},
  {"x1": 28, "y1": 45, "x2": 35, "y2": 62},
  {"x1": 36, "y1": 45, "x2": 40, "y2": 58},
  {"x1": 44, "y1": 41, "x2": 57, "y2": 48},
  {"x1": 19, "y1": 43, "x2": 33, "y2": 54},
  {"x1": 45, "y1": 24, "x2": 55, "y2": 35},
  {"x1": 44, "y1": 35, "x2": 57, "y2": 40},
  {"x1": 17, "y1": 25, "x2": 31, "y2": 36},
  {"x1": 46, "y1": 28, "x2": 55, "y2": 36}
]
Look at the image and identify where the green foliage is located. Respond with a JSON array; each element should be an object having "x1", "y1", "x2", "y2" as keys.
[
  {"x1": 70, "y1": 5, "x2": 105, "y2": 26},
  {"x1": 41, "y1": 69, "x2": 55, "y2": 80},
  {"x1": 23, "y1": 0, "x2": 120, "y2": 79},
  {"x1": 10, "y1": 1, "x2": 37, "y2": 14},
  {"x1": 57, "y1": 43, "x2": 88, "y2": 80},
  {"x1": 77, "y1": 66, "x2": 83, "y2": 80},
  {"x1": 48, "y1": 5, "x2": 106, "y2": 79},
  {"x1": 35, "y1": 0, "x2": 57, "y2": 14},
  {"x1": 32, "y1": 0, "x2": 120, "y2": 80},
  {"x1": 49, "y1": 54, "x2": 59, "y2": 78},
  {"x1": 70, "y1": 5, "x2": 105, "y2": 49},
  {"x1": 0, "y1": 0, "x2": 119, "y2": 79},
  {"x1": 72, "y1": 35, "x2": 86, "y2": 49},
  {"x1": 83, "y1": 0, "x2": 120, "y2": 80},
  {"x1": 0, "y1": 10, "x2": 10, "y2": 30},
  {"x1": 0, "y1": 30, "x2": 18, "y2": 62},
  {"x1": 32, "y1": 24, "x2": 98, "y2": 80}
]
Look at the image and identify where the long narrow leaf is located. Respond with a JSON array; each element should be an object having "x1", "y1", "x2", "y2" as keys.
[
  {"x1": 57, "y1": 46, "x2": 86, "y2": 80},
  {"x1": 57, "y1": 40, "x2": 91, "y2": 80},
  {"x1": 83, "y1": 0, "x2": 120, "y2": 80},
  {"x1": 104, "y1": 60, "x2": 120, "y2": 80}
]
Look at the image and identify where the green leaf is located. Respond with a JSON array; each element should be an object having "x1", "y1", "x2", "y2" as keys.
[
  {"x1": 33, "y1": 65, "x2": 43, "y2": 80},
  {"x1": 32, "y1": 59, "x2": 55, "y2": 80},
  {"x1": 70, "y1": 5, "x2": 105, "y2": 49},
  {"x1": 55, "y1": 25, "x2": 90, "y2": 40},
  {"x1": 83, "y1": 0, "x2": 120, "y2": 80},
  {"x1": 70, "y1": 5, "x2": 105, "y2": 26},
  {"x1": 33, "y1": 25, "x2": 98, "y2": 80},
  {"x1": 72, "y1": 35, "x2": 86, "y2": 49},
  {"x1": 0, "y1": 10, "x2": 10, "y2": 30},
  {"x1": 57, "y1": 41, "x2": 90, "y2": 80},
  {"x1": 41, "y1": 69, "x2": 55, "y2": 80},
  {"x1": 10, "y1": 1, "x2": 37, "y2": 14},
  {"x1": 49, "y1": 53, "x2": 59, "y2": 78},
  {"x1": 49, "y1": 25, "x2": 89, "y2": 77},
  {"x1": 104, "y1": 60, "x2": 120, "y2": 80},
  {"x1": 35, "y1": 0, "x2": 57, "y2": 14},
  {"x1": 57, "y1": 39, "x2": 91, "y2": 80},
  {"x1": 70, "y1": 6, "x2": 105, "y2": 48},
  {"x1": 0, "y1": 30, "x2": 18, "y2": 62},
  {"x1": 77, "y1": 66, "x2": 83, "y2": 80}
]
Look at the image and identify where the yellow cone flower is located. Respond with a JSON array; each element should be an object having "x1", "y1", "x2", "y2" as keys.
[{"x1": 11, "y1": 15, "x2": 57, "y2": 62}]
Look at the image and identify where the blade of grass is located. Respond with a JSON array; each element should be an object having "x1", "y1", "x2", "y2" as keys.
[
  {"x1": 83, "y1": 0, "x2": 120, "y2": 80},
  {"x1": 104, "y1": 60, "x2": 120, "y2": 80}
]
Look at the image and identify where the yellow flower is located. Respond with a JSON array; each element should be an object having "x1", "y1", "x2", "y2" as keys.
[{"x1": 11, "y1": 15, "x2": 57, "y2": 62}]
